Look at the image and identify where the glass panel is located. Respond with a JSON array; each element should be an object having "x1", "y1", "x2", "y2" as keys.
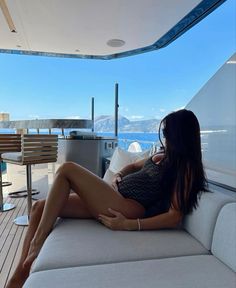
[{"x1": 186, "y1": 54, "x2": 236, "y2": 188}]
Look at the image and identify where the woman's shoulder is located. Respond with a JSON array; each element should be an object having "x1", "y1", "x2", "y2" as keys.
[{"x1": 151, "y1": 152, "x2": 165, "y2": 164}]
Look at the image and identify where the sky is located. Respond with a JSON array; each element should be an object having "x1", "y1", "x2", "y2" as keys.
[{"x1": 0, "y1": 0, "x2": 235, "y2": 121}]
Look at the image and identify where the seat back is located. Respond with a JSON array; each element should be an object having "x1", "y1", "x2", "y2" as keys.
[
  {"x1": 21, "y1": 134, "x2": 58, "y2": 164},
  {"x1": 211, "y1": 202, "x2": 236, "y2": 272},
  {"x1": 0, "y1": 134, "x2": 21, "y2": 156},
  {"x1": 183, "y1": 191, "x2": 235, "y2": 250}
]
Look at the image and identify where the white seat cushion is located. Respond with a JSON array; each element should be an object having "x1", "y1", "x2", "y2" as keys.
[
  {"x1": 24, "y1": 255, "x2": 236, "y2": 288},
  {"x1": 103, "y1": 166, "x2": 115, "y2": 184},
  {"x1": 32, "y1": 219, "x2": 208, "y2": 273},
  {"x1": 1, "y1": 152, "x2": 22, "y2": 162},
  {"x1": 103, "y1": 147, "x2": 150, "y2": 184},
  {"x1": 108, "y1": 147, "x2": 150, "y2": 174},
  {"x1": 212, "y1": 203, "x2": 236, "y2": 272}
]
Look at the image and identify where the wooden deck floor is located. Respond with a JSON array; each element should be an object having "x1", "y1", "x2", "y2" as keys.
[
  {"x1": 0, "y1": 196, "x2": 30, "y2": 287},
  {"x1": 0, "y1": 163, "x2": 53, "y2": 287}
]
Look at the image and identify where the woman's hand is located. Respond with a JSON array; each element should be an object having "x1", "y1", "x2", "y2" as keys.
[
  {"x1": 98, "y1": 208, "x2": 127, "y2": 230},
  {"x1": 111, "y1": 173, "x2": 122, "y2": 191}
]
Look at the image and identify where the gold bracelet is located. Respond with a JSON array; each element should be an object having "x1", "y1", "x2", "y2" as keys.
[{"x1": 137, "y1": 218, "x2": 141, "y2": 231}]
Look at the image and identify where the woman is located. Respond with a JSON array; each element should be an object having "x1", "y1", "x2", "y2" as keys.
[{"x1": 7, "y1": 109, "x2": 207, "y2": 288}]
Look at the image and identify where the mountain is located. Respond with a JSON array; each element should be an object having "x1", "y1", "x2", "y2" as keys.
[{"x1": 94, "y1": 115, "x2": 160, "y2": 132}]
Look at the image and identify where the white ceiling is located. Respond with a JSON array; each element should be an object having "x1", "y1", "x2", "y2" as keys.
[{"x1": 0, "y1": 0, "x2": 204, "y2": 57}]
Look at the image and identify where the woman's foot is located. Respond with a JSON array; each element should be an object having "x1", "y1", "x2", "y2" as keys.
[
  {"x1": 6, "y1": 276, "x2": 26, "y2": 288},
  {"x1": 6, "y1": 266, "x2": 30, "y2": 288},
  {"x1": 23, "y1": 239, "x2": 43, "y2": 269}
]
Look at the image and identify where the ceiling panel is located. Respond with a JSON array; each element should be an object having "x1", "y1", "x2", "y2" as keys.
[{"x1": 0, "y1": 0, "x2": 225, "y2": 59}]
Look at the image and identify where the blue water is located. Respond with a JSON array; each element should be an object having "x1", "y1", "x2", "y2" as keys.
[
  {"x1": 98, "y1": 132, "x2": 160, "y2": 150},
  {"x1": 0, "y1": 129, "x2": 160, "y2": 151}
]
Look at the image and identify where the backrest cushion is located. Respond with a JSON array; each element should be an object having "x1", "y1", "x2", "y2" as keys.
[
  {"x1": 211, "y1": 203, "x2": 236, "y2": 272},
  {"x1": 103, "y1": 147, "x2": 150, "y2": 184},
  {"x1": 108, "y1": 147, "x2": 150, "y2": 174},
  {"x1": 183, "y1": 191, "x2": 235, "y2": 250},
  {"x1": 103, "y1": 168, "x2": 115, "y2": 184}
]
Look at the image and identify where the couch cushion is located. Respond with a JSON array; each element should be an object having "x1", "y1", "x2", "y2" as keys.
[
  {"x1": 183, "y1": 191, "x2": 235, "y2": 250},
  {"x1": 108, "y1": 147, "x2": 150, "y2": 174},
  {"x1": 1, "y1": 152, "x2": 22, "y2": 162},
  {"x1": 103, "y1": 147, "x2": 150, "y2": 184},
  {"x1": 25, "y1": 255, "x2": 236, "y2": 288},
  {"x1": 103, "y1": 166, "x2": 115, "y2": 184},
  {"x1": 212, "y1": 202, "x2": 236, "y2": 272},
  {"x1": 32, "y1": 219, "x2": 208, "y2": 273}
]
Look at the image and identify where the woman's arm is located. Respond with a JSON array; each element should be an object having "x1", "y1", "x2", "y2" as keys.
[
  {"x1": 115, "y1": 152, "x2": 165, "y2": 178},
  {"x1": 125, "y1": 207, "x2": 182, "y2": 230},
  {"x1": 116, "y1": 157, "x2": 148, "y2": 177},
  {"x1": 111, "y1": 152, "x2": 164, "y2": 191},
  {"x1": 111, "y1": 157, "x2": 148, "y2": 190},
  {"x1": 127, "y1": 188, "x2": 183, "y2": 230},
  {"x1": 99, "y1": 206, "x2": 182, "y2": 231}
]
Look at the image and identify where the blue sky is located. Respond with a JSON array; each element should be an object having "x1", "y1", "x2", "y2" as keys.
[{"x1": 0, "y1": 0, "x2": 235, "y2": 121}]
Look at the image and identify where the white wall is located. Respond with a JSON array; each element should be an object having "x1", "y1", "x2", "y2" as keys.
[{"x1": 186, "y1": 53, "x2": 236, "y2": 188}]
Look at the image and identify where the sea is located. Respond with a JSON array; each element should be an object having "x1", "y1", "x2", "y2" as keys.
[
  {"x1": 0, "y1": 129, "x2": 160, "y2": 151},
  {"x1": 98, "y1": 132, "x2": 160, "y2": 150}
]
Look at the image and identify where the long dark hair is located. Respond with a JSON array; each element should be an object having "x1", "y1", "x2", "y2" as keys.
[{"x1": 158, "y1": 109, "x2": 208, "y2": 214}]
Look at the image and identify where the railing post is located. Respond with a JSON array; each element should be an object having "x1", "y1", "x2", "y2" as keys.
[
  {"x1": 114, "y1": 83, "x2": 119, "y2": 137},
  {"x1": 91, "y1": 97, "x2": 94, "y2": 132}
]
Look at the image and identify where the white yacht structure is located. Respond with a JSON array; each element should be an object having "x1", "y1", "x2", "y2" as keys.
[
  {"x1": 0, "y1": 0, "x2": 227, "y2": 59},
  {"x1": 0, "y1": 1, "x2": 235, "y2": 287}
]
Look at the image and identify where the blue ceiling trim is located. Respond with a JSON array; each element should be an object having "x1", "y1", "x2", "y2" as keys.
[{"x1": 0, "y1": 0, "x2": 226, "y2": 60}]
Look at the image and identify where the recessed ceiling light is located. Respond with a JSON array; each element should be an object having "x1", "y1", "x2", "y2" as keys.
[{"x1": 107, "y1": 39, "x2": 125, "y2": 47}]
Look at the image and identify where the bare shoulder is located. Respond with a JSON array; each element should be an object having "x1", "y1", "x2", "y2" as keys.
[{"x1": 151, "y1": 153, "x2": 165, "y2": 164}]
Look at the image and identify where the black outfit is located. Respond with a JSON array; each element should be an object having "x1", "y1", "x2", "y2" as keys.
[{"x1": 118, "y1": 157, "x2": 171, "y2": 217}]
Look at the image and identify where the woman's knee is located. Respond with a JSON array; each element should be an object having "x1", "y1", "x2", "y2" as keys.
[{"x1": 56, "y1": 161, "x2": 78, "y2": 176}]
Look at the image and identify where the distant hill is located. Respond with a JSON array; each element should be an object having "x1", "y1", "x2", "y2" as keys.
[{"x1": 94, "y1": 115, "x2": 160, "y2": 132}]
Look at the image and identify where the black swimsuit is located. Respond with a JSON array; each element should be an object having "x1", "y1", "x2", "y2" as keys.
[{"x1": 118, "y1": 157, "x2": 170, "y2": 216}]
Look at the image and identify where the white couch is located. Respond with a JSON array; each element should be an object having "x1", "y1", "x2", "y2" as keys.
[{"x1": 24, "y1": 188, "x2": 236, "y2": 288}]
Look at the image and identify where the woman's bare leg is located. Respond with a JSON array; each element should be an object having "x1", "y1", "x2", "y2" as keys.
[
  {"x1": 6, "y1": 194, "x2": 92, "y2": 288},
  {"x1": 24, "y1": 162, "x2": 144, "y2": 269},
  {"x1": 6, "y1": 200, "x2": 44, "y2": 288}
]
